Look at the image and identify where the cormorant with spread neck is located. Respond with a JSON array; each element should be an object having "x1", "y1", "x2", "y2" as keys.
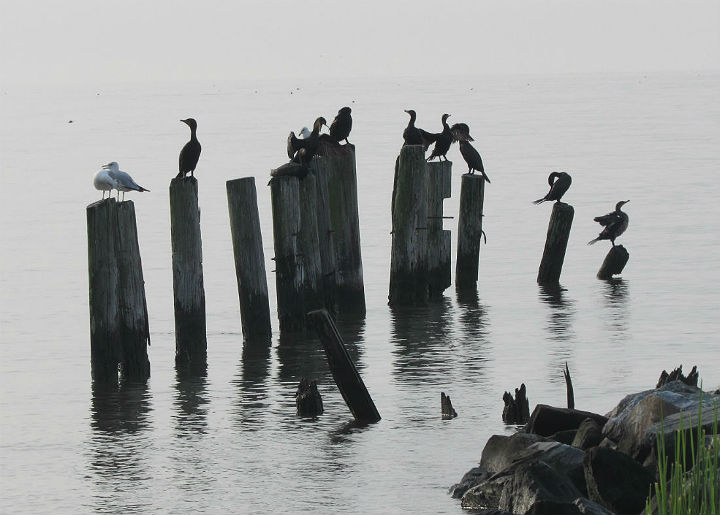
[
  {"x1": 458, "y1": 140, "x2": 491, "y2": 183},
  {"x1": 287, "y1": 116, "x2": 338, "y2": 165},
  {"x1": 533, "y1": 172, "x2": 572, "y2": 204},
  {"x1": 330, "y1": 107, "x2": 352, "y2": 144},
  {"x1": 427, "y1": 114, "x2": 452, "y2": 161},
  {"x1": 177, "y1": 118, "x2": 201, "y2": 179},
  {"x1": 402, "y1": 109, "x2": 436, "y2": 150},
  {"x1": 588, "y1": 200, "x2": 630, "y2": 246}
]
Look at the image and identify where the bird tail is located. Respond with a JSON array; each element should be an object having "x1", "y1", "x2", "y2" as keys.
[
  {"x1": 482, "y1": 172, "x2": 491, "y2": 184},
  {"x1": 587, "y1": 237, "x2": 600, "y2": 245},
  {"x1": 532, "y1": 198, "x2": 546, "y2": 205}
]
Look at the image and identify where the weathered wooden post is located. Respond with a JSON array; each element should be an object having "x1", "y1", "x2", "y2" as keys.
[
  {"x1": 169, "y1": 177, "x2": 207, "y2": 367},
  {"x1": 326, "y1": 146, "x2": 366, "y2": 313},
  {"x1": 270, "y1": 175, "x2": 305, "y2": 331},
  {"x1": 309, "y1": 158, "x2": 337, "y2": 312},
  {"x1": 389, "y1": 145, "x2": 429, "y2": 304},
  {"x1": 455, "y1": 173, "x2": 485, "y2": 289},
  {"x1": 226, "y1": 177, "x2": 272, "y2": 340},
  {"x1": 297, "y1": 172, "x2": 324, "y2": 314},
  {"x1": 307, "y1": 309, "x2": 381, "y2": 423},
  {"x1": 88, "y1": 198, "x2": 150, "y2": 381},
  {"x1": 427, "y1": 161, "x2": 452, "y2": 297},
  {"x1": 597, "y1": 245, "x2": 629, "y2": 280},
  {"x1": 88, "y1": 199, "x2": 121, "y2": 381},
  {"x1": 537, "y1": 202, "x2": 574, "y2": 284},
  {"x1": 115, "y1": 201, "x2": 151, "y2": 379}
]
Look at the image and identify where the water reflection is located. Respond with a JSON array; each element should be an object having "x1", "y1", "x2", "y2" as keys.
[
  {"x1": 173, "y1": 365, "x2": 209, "y2": 438},
  {"x1": 538, "y1": 284, "x2": 576, "y2": 382},
  {"x1": 88, "y1": 380, "x2": 152, "y2": 513},
  {"x1": 232, "y1": 341, "x2": 272, "y2": 429},
  {"x1": 455, "y1": 288, "x2": 492, "y2": 379},
  {"x1": 601, "y1": 278, "x2": 630, "y2": 342}
]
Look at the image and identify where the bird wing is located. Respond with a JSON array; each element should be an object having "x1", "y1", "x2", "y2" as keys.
[
  {"x1": 593, "y1": 212, "x2": 619, "y2": 227},
  {"x1": 287, "y1": 132, "x2": 299, "y2": 159},
  {"x1": 450, "y1": 123, "x2": 474, "y2": 142},
  {"x1": 419, "y1": 129, "x2": 438, "y2": 150}
]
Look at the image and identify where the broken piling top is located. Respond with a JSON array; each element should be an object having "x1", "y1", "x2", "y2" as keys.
[
  {"x1": 455, "y1": 173, "x2": 486, "y2": 289},
  {"x1": 537, "y1": 201, "x2": 574, "y2": 285},
  {"x1": 87, "y1": 198, "x2": 150, "y2": 382},
  {"x1": 226, "y1": 177, "x2": 272, "y2": 341},
  {"x1": 596, "y1": 245, "x2": 629, "y2": 280},
  {"x1": 390, "y1": 145, "x2": 430, "y2": 305},
  {"x1": 427, "y1": 160, "x2": 452, "y2": 297},
  {"x1": 169, "y1": 176, "x2": 207, "y2": 366}
]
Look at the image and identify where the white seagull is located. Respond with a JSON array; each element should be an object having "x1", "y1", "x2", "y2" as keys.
[
  {"x1": 94, "y1": 165, "x2": 119, "y2": 200},
  {"x1": 103, "y1": 161, "x2": 150, "y2": 201},
  {"x1": 298, "y1": 126, "x2": 312, "y2": 139}
]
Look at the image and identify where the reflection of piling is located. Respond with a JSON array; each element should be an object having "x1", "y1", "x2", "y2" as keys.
[
  {"x1": 326, "y1": 146, "x2": 366, "y2": 313},
  {"x1": 455, "y1": 174, "x2": 486, "y2": 288},
  {"x1": 307, "y1": 309, "x2": 381, "y2": 423},
  {"x1": 427, "y1": 161, "x2": 452, "y2": 297},
  {"x1": 87, "y1": 199, "x2": 150, "y2": 381},
  {"x1": 170, "y1": 177, "x2": 207, "y2": 366},
  {"x1": 537, "y1": 202, "x2": 574, "y2": 284},
  {"x1": 390, "y1": 145, "x2": 429, "y2": 304},
  {"x1": 309, "y1": 158, "x2": 337, "y2": 311},
  {"x1": 597, "y1": 245, "x2": 629, "y2": 280},
  {"x1": 226, "y1": 177, "x2": 272, "y2": 340}
]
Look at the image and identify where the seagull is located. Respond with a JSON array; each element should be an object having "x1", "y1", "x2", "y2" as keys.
[
  {"x1": 298, "y1": 126, "x2": 312, "y2": 139},
  {"x1": 94, "y1": 166, "x2": 118, "y2": 200},
  {"x1": 103, "y1": 162, "x2": 149, "y2": 201}
]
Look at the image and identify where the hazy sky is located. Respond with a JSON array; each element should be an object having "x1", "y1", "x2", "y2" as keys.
[{"x1": 1, "y1": 0, "x2": 718, "y2": 85}]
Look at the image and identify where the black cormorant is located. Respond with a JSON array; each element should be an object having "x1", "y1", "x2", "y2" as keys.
[
  {"x1": 287, "y1": 116, "x2": 327, "y2": 164},
  {"x1": 177, "y1": 118, "x2": 201, "y2": 179},
  {"x1": 532, "y1": 172, "x2": 572, "y2": 204},
  {"x1": 458, "y1": 141, "x2": 490, "y2": 183},
  {"x1": 588, "y1": 200, "x2": 630, "y2": 246},
  {"x1": 427, "y1": 114, "x2": 452, "y2": 161},
  {"x1": 330, "y1": 107, "x2": 352, "y2": 144},
  {"x1": 402, "y1": 109, "x2": 436, "y2": 150},
  {"x1": 450, "y1": 123, "x2": 474, "y2": 142}
]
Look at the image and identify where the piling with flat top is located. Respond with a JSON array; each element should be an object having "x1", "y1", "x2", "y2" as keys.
[
  {"x1": 389, "y1": 145, "x2": 429, "y2": 304},
  {"x1": 597, "y1": 245, "x2": 629, "y2": 280},
  {"x1": 325, "y1": 146, "x2": 366, "y2": 313},
  {"x1": 226, "y1": 177, "x2": 272, "y2": 340},
  {"x1": 170, "y1": 177, "x2": 207, "y2": 366},
  {"x1": 427, "y1": 161, "x2": 452, "y2": 297},
  {"x1": 309, "y1": 158, "x2": 337, "y2": 312},
  {"x1": 537, "y1": 202, "x2": 574, "y2": 284},
  {"x1": 455, "y1": 173, "x2": 486, "y2": 289},
  {"x1": 307, "y1": 309, "x2": 381, "y2": 423},
  {"x1": 270, "y1": 175, "x2": 305, "y2": 331},
  {"x1": 88, "y1": 198, "x2": 150, "y2": 381}
]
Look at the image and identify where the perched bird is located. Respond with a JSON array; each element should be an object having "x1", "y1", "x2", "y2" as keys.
[
  {"x1": 298, "y1": 126, "x2": 312, "y2": 139},
  {"x1": 177, "y1": 118, "x2": 201, "y2": 179},
  {"x1": 450, "y1": 123, "x2": 474, "y2": 143},
  {"x1": 427, "y1": 114, "x2": 453, "y2": 161},
  {"x1": 287, "y1": 116, "x2": 326, "y2": 163},
  {"x1": 402, "y1": 109, "x2": 436, "y2": 150},
  {"x1": 329, "y1": 106, "x2": 352, "y2": 144},
  {"x1": 458, "y1": 140, "x2": 490, "y2": 183},
  {"x1": 532, "y1": 172, "x2": 572, "y2": 204},
  {"x1": 103, "y1": 161, "x2": 149, "y2": 201},
  {"x1": 588, "y1": 200, "x2": 630, "y2": 246},
  {"x1": 94, "y1": 165, "x2": 119, "y2": 200}
]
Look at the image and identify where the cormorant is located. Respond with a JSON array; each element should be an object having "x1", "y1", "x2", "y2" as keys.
[
  {"x1": 177, "y1": 118, "x2": 201, "y2": 179},
  {"x1": 104, "y1": 162, "x2": 149, "y2": 201},
  {"x1": 450, "y1": 123, "x2": 474, "y2": 142},
  {"x1": 94, "y1": 165, "x2": 118, "y2": 199},
  {"x1": 458, "y1": 141, "x2": 491, "y2": 183},
  {"x1": 532, "y1": 172, "x2": 572, "y2": 204},
  {"x1": 588, "y1": 200, "x2": 630, "y2": 246},
  {"x1": 330, "y1": 106, "x2": 352, "y2": 144},
  {"x1": 402, "y1": 110, "x2": 436, "y2": 150},
  {"x1": 427, "y1": 114, "x2": 452, "y2": 161},
  {"x1": 287, "y1": 116, "x2": 327, "y2": 164}
]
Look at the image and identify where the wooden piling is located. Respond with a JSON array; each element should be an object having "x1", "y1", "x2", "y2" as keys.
[
  {"x1": 88, "y1": 199, "x2": 121, "y2": 381},
  {"x1": 297, "y1": 172, "x2": 324, "y2": 314},
  {"x1": 325, "y1": 146, "x2": 366, "y2": 313},
  {"x1": 226, "y1": 177, "x2": 272, "y2": 340},
  {"x1": 537, "y1": 202, "x2": 574, "y2": 284},
  {"x1": 441, "y1": 392, "x2": 458, "y2": 419},
  {"x1": 307, "y1": 309, "x2": 381, "y2": 423},
  {"x1": 455, "y1": 173, "x2": 486, "y2": 289},
  {"x1": 502, "y1": 383, "x2": 530, "y2": 424},
  {"x1": 427, "y1": 161, "x2": 452, "y2": 297},
  {"x1": 309, "y1": 158, "x2": 337, "y2": 312},
  {"x1": 389, "y1": 145, "x2": 429, "y2": 305},
  {"x1": 169, "y1": 177, "x2": 207, "y2": 366},
  {"x1": 87, "y1": 198, "x2": 150, "y2": 382},
  {"x1": 270, "y1": 175, "x2": 305, "y2": 331},
  {"x1": 597, "y1": 245, "x2": 629, "y2": 280}
]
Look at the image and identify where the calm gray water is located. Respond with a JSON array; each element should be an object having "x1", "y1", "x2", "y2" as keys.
[{"x1": 1, "y1": 72, "x2": 719, "y2": 513}]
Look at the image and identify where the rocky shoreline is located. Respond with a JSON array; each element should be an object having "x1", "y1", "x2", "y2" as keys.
[{"x1": 450, "y1": 376, "x2": 719, "y2": 514}]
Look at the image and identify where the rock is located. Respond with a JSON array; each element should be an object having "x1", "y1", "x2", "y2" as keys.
[
  {"x1": 572, "y1": 497, "x2": 617, "y2": 515},
  {"x1": 449, "y1": 466, "x2": 492, "y2": 499},
  {"x1": 526, "y1": 404, "x2": 608, "y2": 437},
  {"x1": 583, "y1": 446, "x2": 652, "y2": 514},
  {"x1": 572, "y1": 418, "x2": 603, "y2": 450},
  {"x1": 480, "y1": 432, "x2": 548, "y2": 474},
  {"x1": 295, "y1": 378, "x2": 323, "y2": 417},
  {"x1": 549, "y1": 429, "x2": 578, "y2": 445}
]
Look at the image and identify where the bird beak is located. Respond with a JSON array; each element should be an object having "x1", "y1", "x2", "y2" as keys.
[{"x1": 624, "y1": 200, "x2": 630, "y2": 204}]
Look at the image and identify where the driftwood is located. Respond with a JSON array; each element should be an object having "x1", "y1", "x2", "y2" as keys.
[
  {"x1": 502, "y1": 383, "x2": 530, "y2": 424},
  {"x1": 564, "y1": 362, "x2": 575, "y2": 409},
  {"x1": 295, "y1": 377, "x2": 324, "y2": 417},
  {"x1": 441, "y1": 392, "x2": 458, "y2": 419},
  {"x1": 656, "y1": 365, "x2": 699, "y2": 388}
]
